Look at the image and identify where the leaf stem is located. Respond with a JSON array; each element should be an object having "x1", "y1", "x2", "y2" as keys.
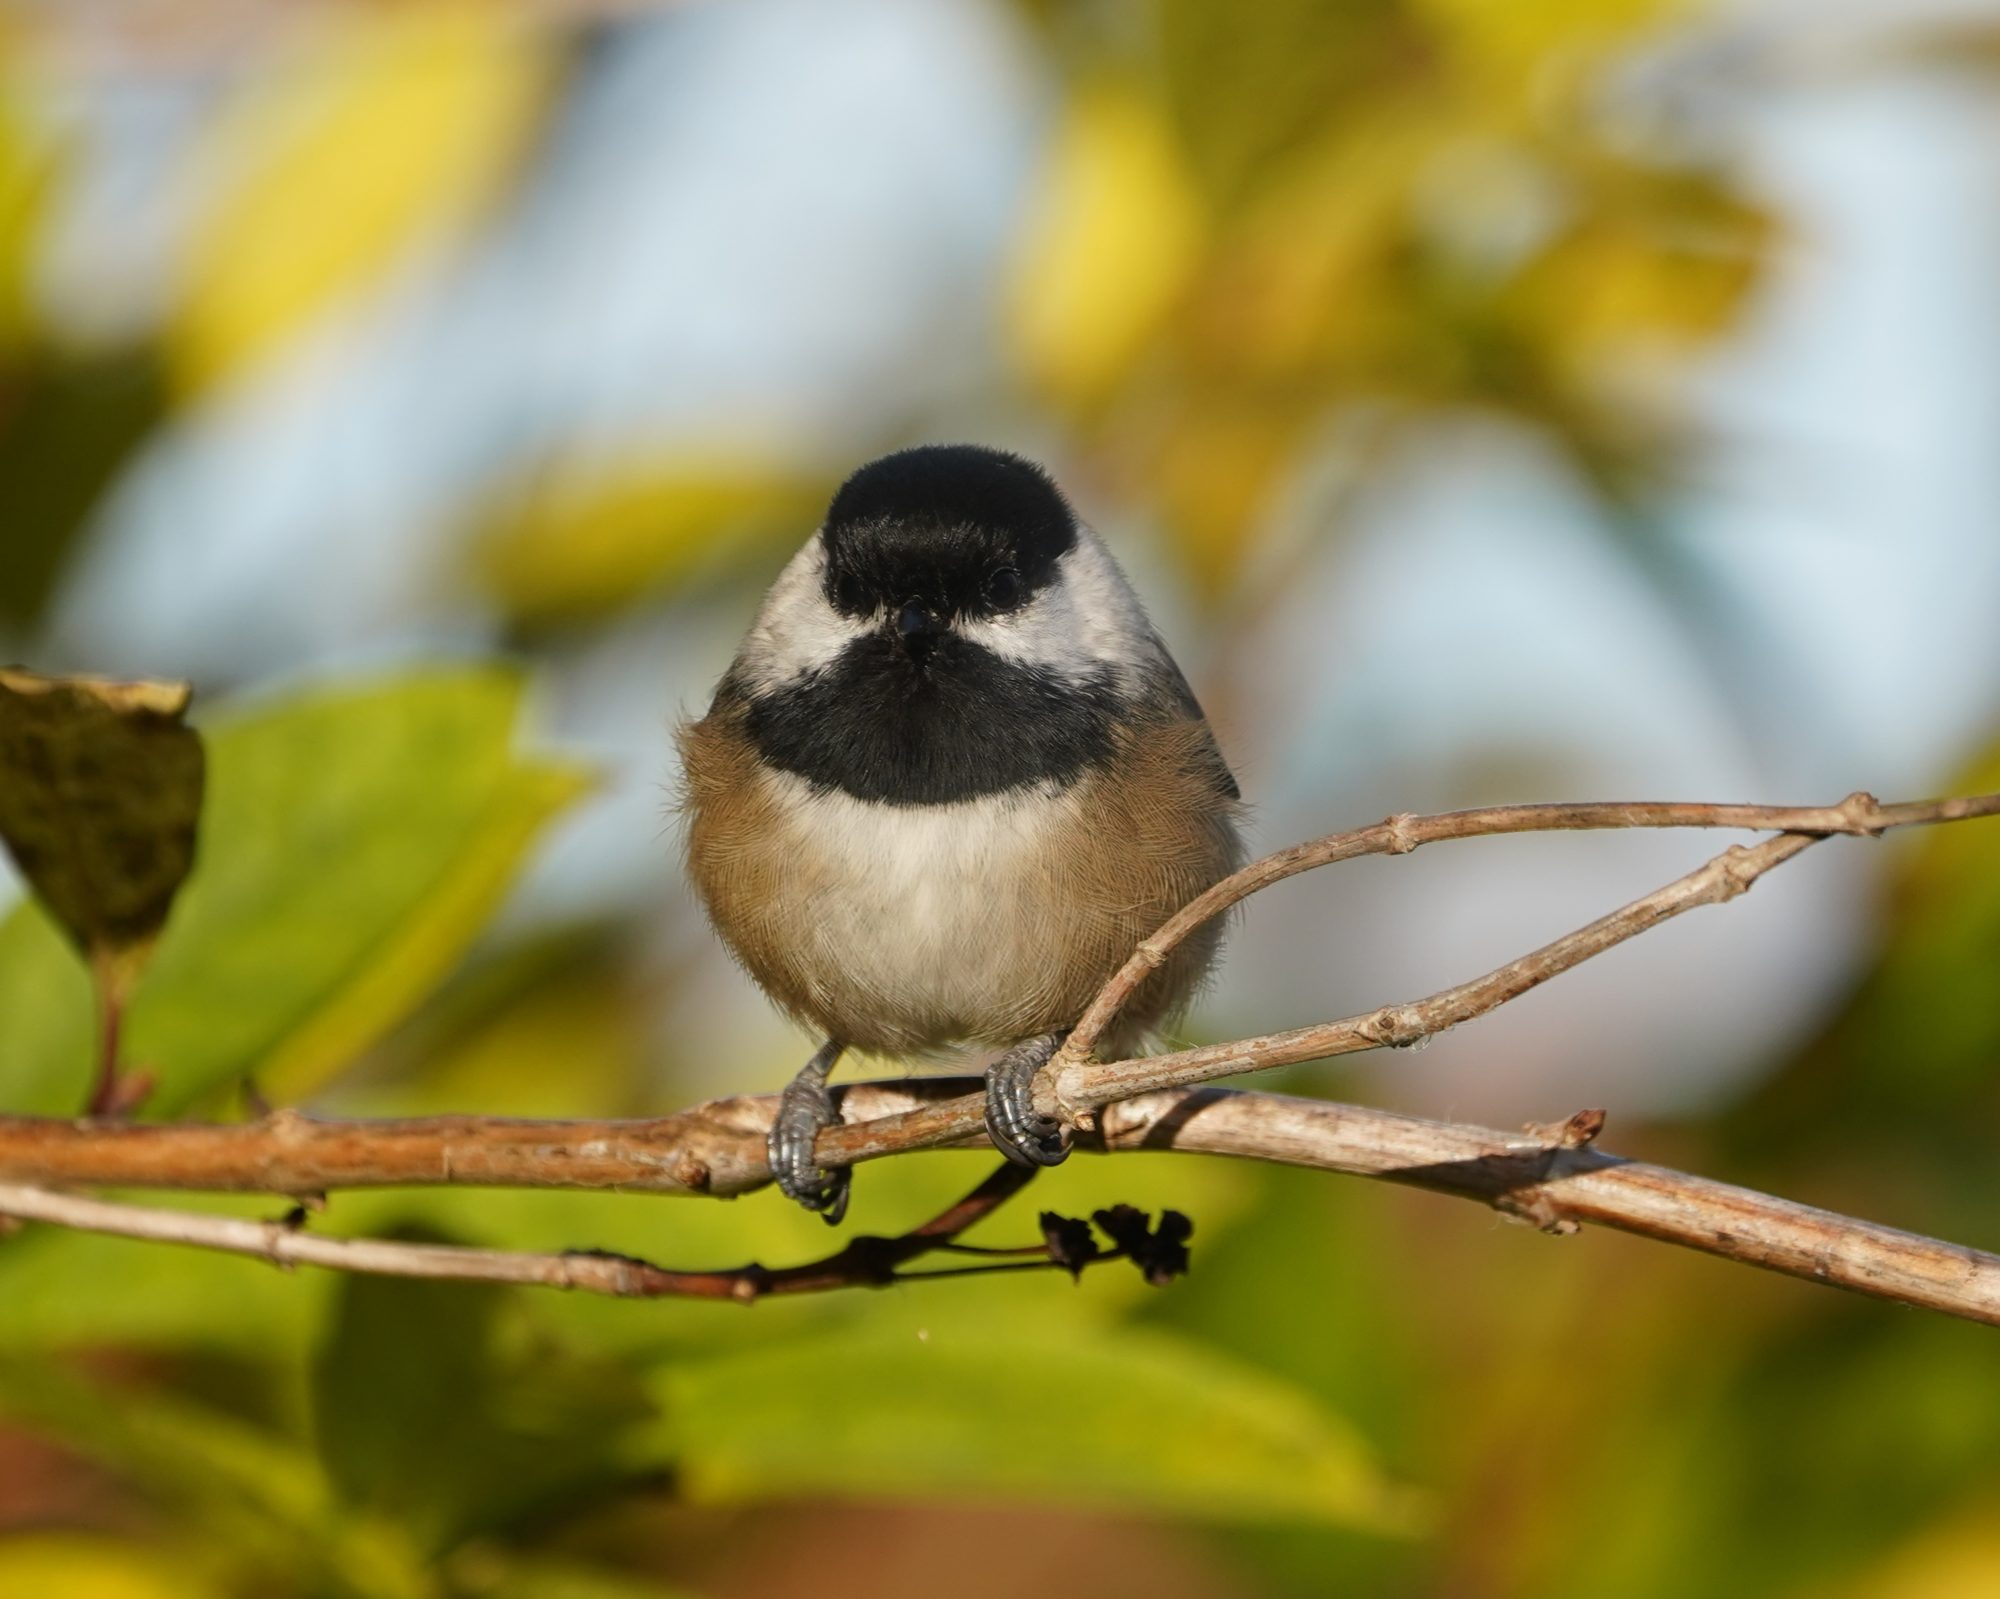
[{"x1": 86, "y1": 947, "x2": 126, "y2": 1119}]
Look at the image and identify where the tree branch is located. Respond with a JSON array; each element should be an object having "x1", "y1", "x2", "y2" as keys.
[
  {"x1": 1, "y1": 788, "x2": 1997, "y2": 1320},
  {"x1": 3, "y1": 1089, "x2": 1995, "y2": 1321}
]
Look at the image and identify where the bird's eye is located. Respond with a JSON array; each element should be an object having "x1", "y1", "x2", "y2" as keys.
[
  {"x1": 830, "y1": 568, "x2": 869, "y2": 614},
  {"x1": 985, "y1": 567, "x2": 1026, "y2": 611}
]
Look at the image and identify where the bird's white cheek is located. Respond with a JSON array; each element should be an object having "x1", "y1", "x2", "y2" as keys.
[
  {"x1": 735, "y1": 536, "x2": 874, "y2": 694},
  {"x1": 957, "y1": 552, "x2": 1156, "y2": 687},
  {"x1": 956, "y1": 592, "x2": 1084, "y2": 675}
]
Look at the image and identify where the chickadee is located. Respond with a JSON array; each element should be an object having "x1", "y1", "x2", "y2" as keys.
[{"x1": 679, "y1": 444, "x2": 1243, "y2": 1220}]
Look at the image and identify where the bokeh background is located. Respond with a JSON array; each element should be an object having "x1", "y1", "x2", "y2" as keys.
[{"x1": 3, "y1": 0, "x2": 2000, "y2": 1594}]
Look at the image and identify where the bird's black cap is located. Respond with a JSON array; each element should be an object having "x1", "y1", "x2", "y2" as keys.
[{"x1": 820, "y1": 444, "x2": 1077, "y2": 618}]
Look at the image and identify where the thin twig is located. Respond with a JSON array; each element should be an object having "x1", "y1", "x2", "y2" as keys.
[
  {"x1": 0, "y1": 1160, "x2": 1138, "y2": 1302},
  {"x1": 1062, "y1": 788, "x2": 1979, "y2": 1062},
  {"x1": 1057, "y1": 832, "x2": 1817, "y2": 1107}
]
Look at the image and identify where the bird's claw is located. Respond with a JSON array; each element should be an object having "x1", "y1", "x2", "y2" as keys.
[
  {"x1": 769, "y1": 1072, "x2": 850, "y2": 1224},
  {"x1": 985, "y1": 1036, "x2": 1070, "y2": 1168}
]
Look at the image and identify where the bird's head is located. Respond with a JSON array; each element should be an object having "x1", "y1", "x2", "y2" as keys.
[
  {"x1": 727, "y1": 444, "x2": 1161, "y2": 804},
  {"x1": 816, "y1": 444, "x2": 1081, "y2": 678}
]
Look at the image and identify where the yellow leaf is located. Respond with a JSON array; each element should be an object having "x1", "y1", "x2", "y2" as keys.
[
  {"x1": 1152, "y1": 405, "x2": 1304, "y2": 600},
  {"x1": 1008, "y1": 81, "x2": 1204, "y2": 406},
  {"x1": 0, "y1": 86, "x2": 59, "y2": 358},
  {"x1": 172, "y1": 3, "x2": 549, "y2": 392},
  {"x1": 475, "y1": 454, "x2": 832, "y2": 628},
  {"x1": 0, "y1": 1535, "x2": 217, "y2": 1599},
  {"x1": 1832, "y1": 1507, "x2": 2000, "y2": 1599},
  {"x1": 1418, "y1": 0, "x2": 1682, "y2": 112}
]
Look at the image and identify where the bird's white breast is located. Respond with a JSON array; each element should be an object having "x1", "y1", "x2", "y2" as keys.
[{"x1": 759, "y1": 768, "x2": 1081, "y2": 1051}]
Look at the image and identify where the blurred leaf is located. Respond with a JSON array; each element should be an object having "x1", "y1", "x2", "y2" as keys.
[
  {"x1": 1154, "y1": 0, "x2": 1431, "y2": 203},
  {"x1": 1833, "y1": 1508, "x2": 2000, "y2": 1599},
  {"x1": 0, "y1": 669, "x2": 591, "y2": 1115},
  {"x1": 649, "y1": 1320, "x2": 1419, "y2": 1530},
  {"x1": 252, "y1": 757, "x2": 589, "y2": 1104},
  {"x1": 0, "y1": 901, "x2": 89, "y2": 1110},
  {"x1": 451, "y1": 1554, "x2": 708, "y2": 1599},
  {"x1": 0, "y1": 669, "x2": 202, "y2": 962},
  {"x1": 360, "y1": 922, "x2": 648, "y2": 1117},
  {"x1": 1501, "y1": 158, "x2": 1775, "y2": 441},
  {"x1": 1020, "y1": 0, "x2": 1771, "y2": 590},
  {"x1": 475, "y1": 455, "x2": 830, "y2": 629},
  {"x1": 314, "y1": 1259, "x2": 653, "y2": 1555},
  {"x1": 0, "y1": 101, "x2": 157, "y2": 632},
  {"x1": 1152, "y1": 1162, "x2": 1428, "y2": 1470},
  {"x1": 0, "y1": 87, "x2": 58, "y2": 359},
  {"x1": 1149, "y1": 401, "x2": 1311, "y2": 597},
  {"x1": 0, "y1": 1359, "x2": 415, "y2": 1595},
  {"x1": 1422, "y1": 0, "x2": 1681, "y2": 99},
  {"x1": 0, "y1": 1358, "x2": 325, "y2": 1531},
  {"x1": 0, "y1": 355, "x2": 168, "y2": 629},
  {"x1": 314, "y1": 1263, "x2": 509, "y2": 1535},
  {"x1": 1830, "y1": 744, "x2": 2000, "y2": 1101},
  {"x1": 1008, "y1": 80, "x2": 1204, "y2": 406},
  {"x1": 172, "y1": 2, "x2": 551, "y2": 392},
  {"x1": 1577, "y1": 1308, "x2": 2000, "y2": 1599},
  {"x1": 0, "y1": 1534, "x2": 223, "y2": 1599}
]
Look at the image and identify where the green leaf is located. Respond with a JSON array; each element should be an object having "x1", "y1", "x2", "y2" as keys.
[
  {"x1": 312, "y1": 1256, "x2": 509, "y2": 1537},
  {"x1": 1839, "y1": 744, "x2": 2000, "y2": 1099},
  {"x1": 0, "y1": 669, "x2": 591, "y2": 1115},
  {"x1": 312, "y1": 1255, "x2": 652, "y2": 1555},
  {"x1": 0, "y1": 1357, "x2": 332, "y2": 1562},
  {"x1": 0, "y1": 355, "x2": 167, "y2": 631},
  {"x1": 0, "y1": 1357, "x2": 434, "y2": 1599},
  {"x1": 646, "y1": 1320, "x2": 1420, "y2": 1530}
]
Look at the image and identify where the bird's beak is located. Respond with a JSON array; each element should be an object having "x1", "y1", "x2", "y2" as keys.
[{"x1": 895, "y1": 600, "x2": 944, "y2": 659}]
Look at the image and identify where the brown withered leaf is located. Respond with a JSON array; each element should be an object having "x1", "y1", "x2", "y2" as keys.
[
  {"x1": 0, "y1": 668, "x2": 205, "y2": 970},
  {"x1": 1039, "y1": 1210, "x2": 1103, "y2": 1281},
  {"x1": 1092, "y1": 1203, "x2": 1195, "y2": 1286}
]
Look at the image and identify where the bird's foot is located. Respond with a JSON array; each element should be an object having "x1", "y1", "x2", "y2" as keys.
[
  {"x1": 985, "y1": 1033, "x2": 1071, "y2": 1168},
  {"x1": 769, "y1": 1043, "x2": 849, "y2": 1223}
]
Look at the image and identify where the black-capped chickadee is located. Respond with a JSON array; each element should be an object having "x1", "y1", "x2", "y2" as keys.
[{"x1": 679, "y1": 444, "x2": 1243, "y2": 1220}]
